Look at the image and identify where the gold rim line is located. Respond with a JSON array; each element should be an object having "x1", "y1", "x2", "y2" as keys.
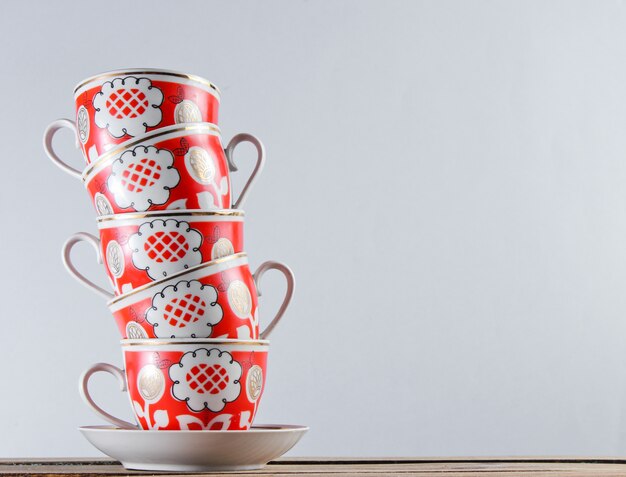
[
  {"x1": 122, "y1": 339, "x2": 269, "y2": 347},
  {"x1": 97, "y1": 209, "x2": 244, "y2": 223},
  {"x1": 82, "y1": 123, "x2": 221, "y2": 180},
  {"x1": 74, "y1": 69, "x2": 221, "y2": 96},
  {"x1": 107, "y1": 252, "x2": 248, "y2": 306}
]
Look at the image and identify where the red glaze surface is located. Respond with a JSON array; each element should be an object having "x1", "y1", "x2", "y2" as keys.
[
  {"x1": 98, "y1": 211, "x2": 244, "y2": 295},
  {"x1": 84, "y1": 124, "x2": 232, "y2": 214},
  {"x1": 109, "y1": 254, "x2": 260, "y2": 340},
  {"x1": 74, "y1": 72, "x2": 220, "y2": 164},
  {"x1": 122, "y1": 341, "x2": 267, "y2": 430}
]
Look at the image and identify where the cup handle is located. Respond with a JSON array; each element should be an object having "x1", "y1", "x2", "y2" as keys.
[
  {"x1": 62, "y1": 232, "x2": 114, "y2": 300},
  {"x1": 79, "y1": 363, "x2": 138, "y2": 429},
  {"x1": 43, "y1": 119, "x2": 82, "y2": 179},
  {"x1": 253, "y1": 261, "x2": 296, "y2": 339},
  {"x1": 225, "y1": 133, "x2": 266, "y2": 209}
]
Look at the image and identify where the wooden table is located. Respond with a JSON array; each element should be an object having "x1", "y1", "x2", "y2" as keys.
[{"x1": 2, "y1": 458, "x2": 626, "y2": 476}]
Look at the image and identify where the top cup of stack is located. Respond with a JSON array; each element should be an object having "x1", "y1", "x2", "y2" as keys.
[
  {"x1": 43, "y1": 69, "x2": 265, "y2": 213},
  {"x1": 46, "y1": 68, "x2": 221, "y2": 167}
]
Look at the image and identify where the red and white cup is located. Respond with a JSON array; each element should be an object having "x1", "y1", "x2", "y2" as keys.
[
  {"x1": 66, "y1": 252, "x2": 294, "y2": 340},
  {"x1": 62, "y1": 210, "x2": 244, "y2": 296},
  {"x1": 80, "y1": 339, "x2": 268, "y2": 431},
  {"x1": 43, "y1": 68, "x2": 221, "y2": 167},
  {"x1": 47, "y1": 123, "x2": 264, "y2": 213}
]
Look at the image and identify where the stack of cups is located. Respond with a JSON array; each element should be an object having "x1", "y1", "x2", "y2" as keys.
[{"x1": 43, "y1": 69, "x2": 294, "y2": 431}]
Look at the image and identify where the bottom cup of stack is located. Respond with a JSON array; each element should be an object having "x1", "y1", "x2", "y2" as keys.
[{"x1": 80, "y1": 339, "x2": 268, "y2": 431}]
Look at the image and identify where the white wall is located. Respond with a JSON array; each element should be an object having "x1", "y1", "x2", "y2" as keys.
[{"x1": 2, "y1": 0, "x2": 626, "y2": 458}]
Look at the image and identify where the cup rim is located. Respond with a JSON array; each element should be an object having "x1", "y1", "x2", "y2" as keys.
[
  {"x1": 73, "y1": 68, "x2": 221, "y2": 97},
  {"x1": 121, "y1": 338, "x2": 269, "y2": 347},
  {"x1": 107, "y1": 252, "x2": 248, "y2": 307},
  {"x1": 82, "y1": 122, "x2": 221, "y2": 181},
  {"x1": 97, "y1": 209, "x2": 244, "y2": 223}
]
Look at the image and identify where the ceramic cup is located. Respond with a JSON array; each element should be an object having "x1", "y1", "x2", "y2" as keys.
[
  {"x1": 62, "y1": 210, "x2": 244, "y2": 296},
  {"x1": 80, "y1": 339, "x2": 268, "y2": 431},
  {"x1": 48, "y1": 123, "x2": 264, "y2": 213},
  {"x1": 43, "y1": 68, "x2": 221, "y2": 167},
  {"x1": 68, "y1": 252, "x2": 294, "y2": 340}
]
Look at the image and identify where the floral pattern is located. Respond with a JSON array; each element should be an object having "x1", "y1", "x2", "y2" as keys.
[
  {"x1": 146, "y1": 280, "x2": 223, "y2": 338},
  {"x1": 169, "y1": 348, "x2": 241, "y2": 412},
  {"x1": 92, "y1": 77, "x2": 163, "y2": 138},
  {"x1": 137, "y1": 364, "x2": 166, "y2": 403},
  {"x1": 246, "y1": 365, "x2": 263, "y2": 403},
  {"x1": 94, "y1": 193, "x2": 113, "y2": 216},
  {"x1": 133, "y1": 364, "x2": 168, "y2": 429},
  {"x1": 184, "y1": 147, "x2": 216, "y2": 185},
  {"x1": 76, "y1": 106, "x2": 89, "y2": 144},
  {"x1": 105, "y1": 240, "x2": 124, "y2": 278},
  {"x1": 126, "y1": 321, "x2": 148, "y2": 339},
  {"x1": 174, "y1": 100, "x2": 202, "y2": 123},
  {"x1": 129, "y1": 219, "x2": 203, "y2": 280},
  {"x1": 176, "y1": 413, "x2": 233, "y2": 430},
  {"x1": 227, "y1": 280, "x2": 253, "y2": 319},
  {"x1": 106, "y1": 145, "x2": 180, "y2": 211},
  {"x1": 211, "y1": 238, "x2": 235, "y2": 260}
]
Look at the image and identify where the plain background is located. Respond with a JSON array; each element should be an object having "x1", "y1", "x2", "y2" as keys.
[{"x1": 2, "y1": 0, "x2": 626, "y2": 458}]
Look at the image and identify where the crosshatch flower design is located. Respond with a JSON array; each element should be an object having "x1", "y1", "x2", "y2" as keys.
[
  {"x1": 92, "y1": 77, "x2": 164, "y2": 138},
  {"x1": 169, "y1": 348, "x2": 242, "y2": 412},
  {"x1": 146, "y1": 280, "x2": 223, "y2": 338},
  {"x1": 129, "y1": 219, "x2": 203, "y2": 279},
  {"x1": 106, "y1": 145, "x2": 180, "y2": 211}
]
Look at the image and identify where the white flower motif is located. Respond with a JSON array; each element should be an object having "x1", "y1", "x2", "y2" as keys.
[
  {"x1": 94, "y1": 193, "x2": 113, "y2": 216},
  {"x1": 106, "y1": 145, "x2": 180, "y2": 211},
  {"x1": 176, "y1": 413, "x2": 233, "y2": 430},
  {"x1": 227, "y1": 280, "x2": 253, "y2": 319},
  {"x1": 146, "y1": 280, "x2": 223, "y2": 338},
  {"x1": 174, "y1": 100, "x2": 202, "y2": 123},
  {"x1": 129, "y1": 219, "x2": 203, "y2": 280},
  {"x1": 211, "y1": 238, "x2": 234, "y2": 260},
  {"x1": 126, "y1": 321, "x2": 147, "y2": 339},
  {"x1": 246, "y1": 365, "x2": 263, "y2": 403},
  {"x1": 105, "y1": 240, "x2": 124, "y2": 278},
  {"x1": 169, "y1": 348, "x2": 241, "y2": 412},
  {"x1": 92, "y1": 77, "x2": 163, "y2": 138},
  {"x1": 76, "y1": 106, "x2": 89, "y2": 144},
  {"x1": 137, "y1": 364, "x2": 166, "y2": 404},
  {"x1": 185, "y1": 147, "x2": 216, "y2": 185}
]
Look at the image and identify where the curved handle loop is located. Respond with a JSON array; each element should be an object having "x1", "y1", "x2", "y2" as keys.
[
  {"x1": 62, "y1": 232, "x2": 114, "y2": 300},
  {"x1": 253, "y1": 261, "x2": 296, "y2": 339},
  {"x1": 43, "y1": 119, "x2": 83, "y2": 180},
  {"x1": 225, "y1": 133, "x2": 266, "y2": 209},
  {"x1": 79, "y1": 363, "x2": 137, "y2": 430}
]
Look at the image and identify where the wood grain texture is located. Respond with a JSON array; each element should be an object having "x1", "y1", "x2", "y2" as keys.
[{"x1": 1, "y1": 458, "x2": 626, "y2": 476}]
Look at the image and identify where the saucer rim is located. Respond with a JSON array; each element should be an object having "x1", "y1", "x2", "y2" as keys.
[{"x1": 79, "y1": 424, "x2": 309, "y2": 434}]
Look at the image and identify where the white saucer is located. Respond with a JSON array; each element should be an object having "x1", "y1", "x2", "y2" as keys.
[{"x1": 79, "y1": 424, "x2": 309, "y2": 472}]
